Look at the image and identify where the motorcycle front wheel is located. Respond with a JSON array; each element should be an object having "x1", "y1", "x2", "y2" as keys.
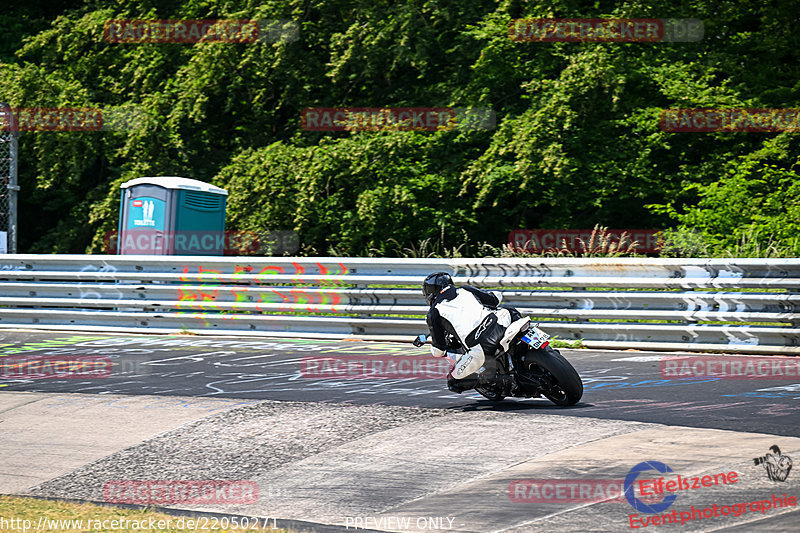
[{"x1": 522, "y1": 345, "x2": 583, "y2": 406}]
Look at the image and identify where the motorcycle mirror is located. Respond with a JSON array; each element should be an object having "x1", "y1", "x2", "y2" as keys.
[{"x1": 412, "y1": 334, "x2": 427, "y2": 347}]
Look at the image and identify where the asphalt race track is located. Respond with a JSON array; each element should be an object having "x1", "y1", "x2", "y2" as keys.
[
  {"x1": 1, "y1": 330, "x2": 799, "y2": 532},
  {"x1": 1, "y1": 331, "x2": 797, "y2": 436}
]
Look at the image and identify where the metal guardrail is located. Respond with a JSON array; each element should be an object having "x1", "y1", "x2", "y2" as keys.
[{"x1": 0, "y1": 255, "x2": 798, "y2": 354}]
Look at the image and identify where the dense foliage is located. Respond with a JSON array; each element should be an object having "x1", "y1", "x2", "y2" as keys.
[{"x1": 1, "y1": 0, "x2": 798, "y2": 256}]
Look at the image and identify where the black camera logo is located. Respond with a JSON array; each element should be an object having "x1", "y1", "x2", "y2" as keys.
[{"x1": 753, "y1": 445, "x2": 793, "y2": 482}]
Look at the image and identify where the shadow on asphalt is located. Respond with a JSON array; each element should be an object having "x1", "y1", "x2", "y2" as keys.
[{"x1": 451, "y1": 399, "x2": 594, "y2": 412}]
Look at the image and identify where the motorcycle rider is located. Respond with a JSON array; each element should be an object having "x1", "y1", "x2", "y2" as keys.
[{"x1": 422, "y1": 272, "x2": 525, "y2": 394}]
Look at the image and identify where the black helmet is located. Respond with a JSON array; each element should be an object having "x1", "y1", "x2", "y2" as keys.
[{"x1": 423, "y1": 272, "x2": 453, "y2": 305}]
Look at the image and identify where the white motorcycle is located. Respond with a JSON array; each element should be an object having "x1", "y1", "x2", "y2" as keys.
[{"x1": 415, "y1": 320, "x2": 583, "y2": 405}]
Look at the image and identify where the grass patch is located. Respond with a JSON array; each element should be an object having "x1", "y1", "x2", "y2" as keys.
[
  {"x1": 549, "y1": 336, "x2": 587, "y2": 349},
  {"x1": 0, "y1": 495, "x2": 285, "y2": 532}
]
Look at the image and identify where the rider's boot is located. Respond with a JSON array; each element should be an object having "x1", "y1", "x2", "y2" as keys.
[{"x1": 447, "y1": 375, "x2": 478, "y2": 393}]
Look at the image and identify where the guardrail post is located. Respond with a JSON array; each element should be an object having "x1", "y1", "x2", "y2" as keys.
[{"x1": 0, "y1": 102, "x2": 19, "y2": 254}]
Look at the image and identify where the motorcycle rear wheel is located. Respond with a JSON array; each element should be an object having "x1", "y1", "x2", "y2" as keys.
[{"x1": 523, "y1": 345, "x2": 583, "y2": 406}]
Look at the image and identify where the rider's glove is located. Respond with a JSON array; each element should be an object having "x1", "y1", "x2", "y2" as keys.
[{"x1": 430, "y1": 346, "x2": 447, "y2": 357}]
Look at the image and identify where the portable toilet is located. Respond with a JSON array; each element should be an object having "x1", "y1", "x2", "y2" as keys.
[{"x1": 117, "y1": 176, "x2": 228, "y2": 255}]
